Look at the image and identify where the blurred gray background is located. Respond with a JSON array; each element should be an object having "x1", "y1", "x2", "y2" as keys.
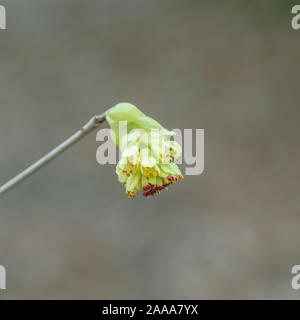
[{"x1": 0, "y1": 0, "x2": 299, "y2": 299}]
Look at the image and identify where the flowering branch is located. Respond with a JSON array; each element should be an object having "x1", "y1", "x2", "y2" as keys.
[
  {"x1": 0, "y1": 102, "x2": 183, "y2": 199},
  {"x1": 0, "y1": 113, "x2": 106, "y2": 196}
]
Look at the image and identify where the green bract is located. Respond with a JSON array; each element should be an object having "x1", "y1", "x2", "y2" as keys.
[{"x1": 106, "y1": 103, "x2": 183, "y2": 198}]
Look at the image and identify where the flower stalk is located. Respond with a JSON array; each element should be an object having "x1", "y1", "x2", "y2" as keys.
[{"x1": 0, "y1": 113, "x2": 106, "y2": 196}]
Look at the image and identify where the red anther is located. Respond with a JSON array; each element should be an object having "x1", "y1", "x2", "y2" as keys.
[
  {"x1": 143, "y1": 184, "x2": 150, "y2": 191},
  {"x1": 142, "y1": 177, "x2": 180, "y2": 198}
]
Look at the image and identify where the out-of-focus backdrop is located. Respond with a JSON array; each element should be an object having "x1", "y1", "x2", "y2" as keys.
[{"x1": 0, "y1": 0, "x2": 299, "y2": 299}]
